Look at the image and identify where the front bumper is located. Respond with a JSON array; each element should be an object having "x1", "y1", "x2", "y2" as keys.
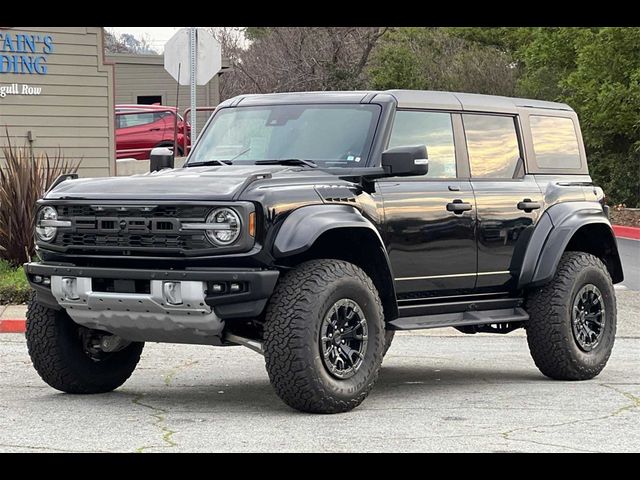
[{"x1": 25, "y1": 262, "x2": 280, "y2": 345}]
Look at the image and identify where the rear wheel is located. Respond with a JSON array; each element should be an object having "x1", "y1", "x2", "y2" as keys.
[
  {"x1": 263, "y1": 259, "x2": 385, "y2": 413},
  {"x1": 26, "y1": 295, "x2": 144, "y2": 394},
  {"x1": 525, "y1": 252, "x2": 616, "y2": 380}
]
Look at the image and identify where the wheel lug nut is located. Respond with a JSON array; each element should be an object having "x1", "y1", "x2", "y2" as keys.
[
  {"x1": 340, "y1": 328, "x2": 344, "y2": 332},
  {"x1": 329, "y1": 334, "x2": 332, "y2": 338},
  {"x1": 342, "y1": 340, "x2": 345, "y2": 344}
]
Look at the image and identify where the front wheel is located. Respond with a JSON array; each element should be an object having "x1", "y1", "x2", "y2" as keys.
[
  {"x1": 525, "y1": 252, "x2": 616, "y2": 380},
  {"x1": 263, "y1": 260, "x2": 385, "y2": 413},
  {"x1": 26, "y1": 295, "x2": 144, "y2": 394}
]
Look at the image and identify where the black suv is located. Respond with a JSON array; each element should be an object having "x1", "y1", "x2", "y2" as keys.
[{"x1": 25, "y1": 90, "x2": 624, "y2": 413}]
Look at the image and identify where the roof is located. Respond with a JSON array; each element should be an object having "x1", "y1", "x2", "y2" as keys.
[
  {"x1": 387, "y1": 90, "x2": 572, "y2": 113},
  {"x1": 223, "y1": 89, "x2": 573, "y2": 113}
]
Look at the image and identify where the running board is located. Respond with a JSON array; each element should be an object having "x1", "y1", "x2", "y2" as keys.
[{"x1": 388, "y1": 307, "x2": 529, "y2": 331}]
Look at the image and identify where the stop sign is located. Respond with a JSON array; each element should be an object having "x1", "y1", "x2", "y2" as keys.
[{"x1": 164, "y1": 28, "x2": 222, "y2": 85}]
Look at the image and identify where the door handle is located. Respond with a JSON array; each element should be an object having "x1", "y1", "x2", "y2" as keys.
[
  {"x1": 447, "y1": 199, "x2": 472, "y2": 214},
  {"x1": 517, "y1": 199, "x2": 541, "y2": 213},
  {"x1": 149, "y1": 128, "x2": 161, "y2": 132}
]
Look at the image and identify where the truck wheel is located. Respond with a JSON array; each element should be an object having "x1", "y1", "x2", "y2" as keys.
[
  {"x1": 263, "y1": 259, "x2": 385, "y2": 413},
  {"x1": 525, "y1": 252, "x2": 616, "y2": 380},
  {"x1": 383, "y1": 330, "x2": 395, "y2": 357},
  {"x1": 25, "y1": 295, "x2": 144, "y2": 394}
]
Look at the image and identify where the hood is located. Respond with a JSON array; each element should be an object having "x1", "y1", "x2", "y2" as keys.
[{"x1": 45, "y1": 165, "x2": 341, "y2": 201}]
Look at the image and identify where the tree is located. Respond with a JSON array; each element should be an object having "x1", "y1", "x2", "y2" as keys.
[
  {"x1": 104, "y1": 29, "x2": 157, "y2": 55},
  {"x1": 214, "y1": 27, "x2": 388, "y2": 100},
  {"x1": 368, "y1": 28, "x2": 518, "y2": 96}
]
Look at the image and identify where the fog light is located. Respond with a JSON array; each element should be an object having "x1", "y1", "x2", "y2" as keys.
[
  {"x1": 211, "y1": 283, "x2": 224, "y2": 293},
  {"x1": 163, "y1": 282, "x2": 182, "y2": 305},
  {"x1": 33, "y1": 275, "x2": 43, "y2": 284},
  {"x1": 230, "y1": 283, "x2": 241, "y2": 293},
  {"x1": 42, "y1": 277, "x2": 51, "y2": 286},
  {"x1": 61, "y1": 277, "x2": 79, "y2": 301}
]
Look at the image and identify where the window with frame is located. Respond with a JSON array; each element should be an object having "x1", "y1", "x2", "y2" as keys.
[
  {"x1": 529, "y1": 115, "x2": 581, "y2": 169},
  {"x1": 116, "y1": 112, "x2": 158, "y2": 129},
  {"x1": 463, "y1": 114, "x2": 522, "y2": 179},
  {"x1": 388, "y1": 111, "x2": 457, "y2": 178}
]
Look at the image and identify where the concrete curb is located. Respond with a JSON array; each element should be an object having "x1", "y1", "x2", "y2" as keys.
[{"x1": 613, "y1": 225, "x2": 640, "y2": 240}]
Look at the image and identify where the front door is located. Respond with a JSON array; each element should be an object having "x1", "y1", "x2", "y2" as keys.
[
  {"x1": 460, "y1": 113, "x2": 544, "y2": 290},
  {"x1": 378, "y1": 110, "x2": 477, "y2": 298}
]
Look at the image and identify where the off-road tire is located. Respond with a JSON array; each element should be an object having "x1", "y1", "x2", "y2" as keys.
[
  {"x1": 383, "y1": 330, "x2": 395, "y2": 357},
  {"x1": 263, "y1": 259, "x2": 385, "y2": 413},
  {"x1": 525, "y1": 252, "x2": 616, "y2": 380},
  {"x1": 26, "y1": 295, "x2": 144, "y2": 394}
]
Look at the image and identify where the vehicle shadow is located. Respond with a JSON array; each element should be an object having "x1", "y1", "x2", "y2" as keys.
[{"x1": 33, "y1": 363, "x2": 547, "y2": 415}]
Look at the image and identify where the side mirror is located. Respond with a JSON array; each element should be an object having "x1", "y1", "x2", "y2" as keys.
[
  {"x1": 149, "y1": 147, "x2": 175, "y2": 173},
  {"x1": 381, "y1": 145, "x2": 428, "y2": 177}
]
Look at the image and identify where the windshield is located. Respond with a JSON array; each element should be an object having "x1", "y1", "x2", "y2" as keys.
[{"x1": 187, "y1": 104, "x2": 381, "y2": 168}]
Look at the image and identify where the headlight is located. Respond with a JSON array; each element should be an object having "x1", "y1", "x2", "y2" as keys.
[
  {"x1": 36, "y1": 206, "x2": 58, "y2": 242},
  {"x1": 205, "y1": 208, "x2": 241, "y2": 246}
]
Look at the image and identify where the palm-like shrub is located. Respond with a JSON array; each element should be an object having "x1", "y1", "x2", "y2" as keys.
[{"x1": 0, "y1": 131, "x2": 79, "y2": 266}]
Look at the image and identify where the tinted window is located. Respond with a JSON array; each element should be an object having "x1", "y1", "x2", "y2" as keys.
[
  {"x1": 530, "y1": 115, "x2": 581, "y2": 169},
  {"x1": 463, "y1": 114, "x2": 521, "y2": 178},
  {"x1": 388, "y1": 111, "x2": 456, "y2": 178}
]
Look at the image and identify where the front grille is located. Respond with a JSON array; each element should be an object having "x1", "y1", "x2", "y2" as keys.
[{"x1": 51, "y1": 204, "x2": 212, "y2": 255}]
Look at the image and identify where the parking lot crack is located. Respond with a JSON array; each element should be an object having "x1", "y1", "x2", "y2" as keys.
[
  {"x1": 498, "y1": 382, "x2": 639, "y2": 451},
  {"x1": 0, "y1": 442, "x2": 109, "y2": 453},
  {"x1": 164, "y1": 360, "x2": 199, "y2": 386},
  {"x1": 131, "y1": 393, "x2": 177, "y2": 453}
]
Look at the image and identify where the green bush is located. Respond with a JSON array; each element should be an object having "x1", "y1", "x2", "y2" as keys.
[{"x1": 0, "y1": 260, "x2": 30, "y2": 305}]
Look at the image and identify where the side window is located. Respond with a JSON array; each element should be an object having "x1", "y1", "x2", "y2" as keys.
[
  {"x1": 462, "y1": 114, "x2": 521, "y2": 179},
  {"x1": 388, "y1": 111, "x2": 457, "y2": 178},
  {"x1": 529, "y1": 115, "x2": 581, "y2": 169},
  {"x1": 118, "y1": 112, "x2": 156, "y2": 129}
]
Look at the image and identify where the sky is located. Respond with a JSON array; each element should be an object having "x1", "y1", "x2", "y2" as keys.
[
  {"x1": 106, "y1": 27, "x2": 182, "y2": 52},
  {"x1": 106, "y1": 27, "x2": 247, "y2": 53}
]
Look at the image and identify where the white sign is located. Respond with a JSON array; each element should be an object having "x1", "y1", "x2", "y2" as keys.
[
  {"x1": 0, "y1": 83, "x2": 42, "y2": 98},
  {"x1": 164, "y1": 28, "x2": 222, "y2": 86}
]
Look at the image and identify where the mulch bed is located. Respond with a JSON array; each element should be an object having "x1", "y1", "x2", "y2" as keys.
[{"x1": 610, "y1": 207, "x2": 640, "y2": 228}]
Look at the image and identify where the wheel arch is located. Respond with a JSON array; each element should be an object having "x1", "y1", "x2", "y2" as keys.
[
  {"x1": 273, "y1": 205, "x2": 398, "y2": 321},
  {"x1": 518, "y1": 202, "x2": 624, "y2": 288}
]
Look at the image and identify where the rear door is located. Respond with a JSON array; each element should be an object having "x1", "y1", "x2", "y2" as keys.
[
  {"x1": 461, "y1": 113, "x2": 544, "y2": 291},
  {"x1": 378, "y1": 110, "x2": 477, "y2": 299},
  {"x1": 116, "y1": 111, "x2": 167, "y2": 159}
]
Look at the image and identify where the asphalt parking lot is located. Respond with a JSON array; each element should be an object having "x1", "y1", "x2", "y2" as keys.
[
  {"x1": 0, "y1": 286, "x2": 637, "y2": 453},
  {"x1": 1, "y1": 239, "x2": 638, "y2": 452}
]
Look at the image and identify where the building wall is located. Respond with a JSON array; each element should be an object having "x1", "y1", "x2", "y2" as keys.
[
  {"x1": 107, "y1": 54, "x2": 227, "y2": 135},
  {"x1": 0, "y1": 27, "x2": 115, "y2": 177}
]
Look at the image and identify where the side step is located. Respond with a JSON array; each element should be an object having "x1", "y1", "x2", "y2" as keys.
[{"x1": 388, "y1": 307, "x2": 529, "y2": 331}]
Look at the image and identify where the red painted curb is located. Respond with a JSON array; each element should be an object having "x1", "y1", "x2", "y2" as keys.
[
  {"x1": 613, "y1": 225, "x2": 640, "y2": 240},
  {"x1": 0, "y1": 319, "x2": 26, "y2": 334}
]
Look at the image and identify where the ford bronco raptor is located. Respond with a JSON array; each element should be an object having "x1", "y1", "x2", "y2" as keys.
[{"x1": 25, "y1": 90, "x2": 624, "y2": 413}]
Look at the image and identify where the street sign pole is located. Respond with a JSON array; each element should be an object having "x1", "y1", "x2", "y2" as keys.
[
  {"x1": 189, "y1": 27, "x2": 198, "y2": 141},
  {"x1": 165, "y1": 27, "x2": 221, "y2": 148}
]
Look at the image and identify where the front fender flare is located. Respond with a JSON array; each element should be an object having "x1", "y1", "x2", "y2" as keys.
[{"x1": 273, "y1": 204, "x2": 384, "y2": 258}]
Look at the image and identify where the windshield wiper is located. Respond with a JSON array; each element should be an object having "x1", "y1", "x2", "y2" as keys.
[
  {"x1": 254, "y1": 158, "x2": 318, "y2": 168},
  {"x1": 186, "y1": 159, "x2": 233, "y2": 167}
]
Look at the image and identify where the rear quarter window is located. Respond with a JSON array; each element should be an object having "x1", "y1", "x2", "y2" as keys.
[{"x1": 529, "y1": 115, "x2": 582, "y2": 169}]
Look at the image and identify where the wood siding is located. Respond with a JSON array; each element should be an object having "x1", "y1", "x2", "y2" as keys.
[{"x1": 0, "y1": 27, "x2": 115, "y2": 177}]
